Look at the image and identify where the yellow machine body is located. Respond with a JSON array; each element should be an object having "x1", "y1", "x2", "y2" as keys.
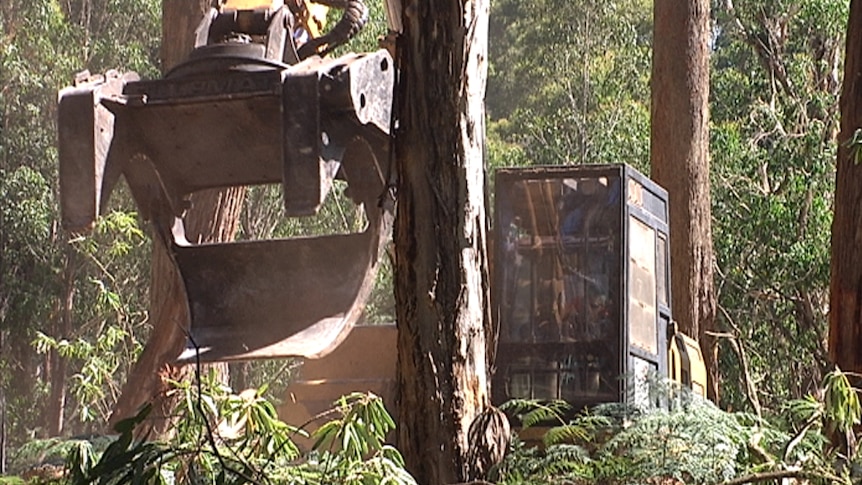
[
  {"x1": 669, "y1": 330, "x2": 708, "y2": 398},
  {"x1": 222, "y1": 0, "x2": 282, "y2": 9}
]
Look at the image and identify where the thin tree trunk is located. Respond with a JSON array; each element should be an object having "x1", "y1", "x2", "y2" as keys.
[
  {"x1": 110, "y1": 0, "x2": 243, "y2": 433},
  {"x1": 0, "y1": 173, "x2": 6, "y2": 470},
  {"x1": 0, "y1": 390, "x2": 5, "y2": 474},
  {"x1": 46, "y1": 246, "x2": 78, "y2": 436},
  {"x1": 829, "y1": 0, "x2": 862, "y2": 373},
  {"x1": 229, "y1": 362, "x2": 251, "y2": 393},
  {"x1": 393, "y1": 0, "x2": 493, "y2": 482},
  {"x1": 650, "y1": 0, "x2": 718, "y2": 401}
]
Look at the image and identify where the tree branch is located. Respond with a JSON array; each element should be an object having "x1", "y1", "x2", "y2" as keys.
[{"x1": 709, "y1": 305, "x2": 762, "y2": 417}]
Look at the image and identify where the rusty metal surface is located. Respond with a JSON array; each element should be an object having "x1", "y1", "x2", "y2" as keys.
[
  {"x1": 175, "y1": 136, "x2": 392, "y2": 362},
  {"x1": 175, "y1": 224, "x2": 384, "y2": 361},
  {"x1": 111, "y1": 50, "x2": 394, "y2": 217},
  {"x1": 57, "y1": 5, "x2": 394, "y2": 362},
  {"x1": 58, "y1": 71, "x2": 139, "y2": 231}
]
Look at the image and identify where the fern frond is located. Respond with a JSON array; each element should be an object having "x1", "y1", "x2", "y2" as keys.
[
  {"x1": 544, "y1": 424, "x2": 591, "y2": 446},
  {"x1": 500, "y1": 398, "x2": 571, "y2": 428},
  {"x1": 544, "y1": 443, "x2": 590, "y2": 465},
  {"x1": 544, "y1": 414, "x2": 610, "y2": 446}
]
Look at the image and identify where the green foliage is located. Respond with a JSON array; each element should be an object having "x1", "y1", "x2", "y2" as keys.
[
  {"x1": 169, "y1": 371, "x2": 303, "y2": 467},
  {"x1": 0, "y1": 165, "x2": 61, "y2": 444},
  {"x1": 328, "y1": 0, "x2": 388, "y2": 56},
  {"x1": 29, "y1": 380, "x2": 858, "y2": 484},
  {"x1": 362, "y1": 253, "x2": 395, "y2": 324},
  {"x1": 543, "y1": 414, "x2": 611, "y2": 448},
  {"x1": 487, "y1": 119, "x2": 529, "y2": 172},
  {"x1": 56, "y1": 384, "x2": 415, "y2": 485},
  {"x1": 297, "y1": 392, "x2": 412, "y2": 484},
  {"x1": 501, "y1": 398, "x2": 570, "y2": 428},
  {"x1": 488, "y1": 0, "x2": 652, "y2": 169},
  {"x1": 600, "y1": 403, "x2": 751, "y2": 483},
  {"x1": 21, "y1": 209, "x2": 149, "y2": 430},
  {"x1": 1, "y1": 0, "x2": 159, "y2": 445},
  {"x1": 495, "y1": 400, "x2": 608, "y2": 483},
  {"x1": 8, "y1": 436, "x2": 111, "y2": 477},
  {"x1": 240, "y1": 181, "x2": 370, "y2": 240},
  {"x1": 67, "y1": 208, "x2": 151, "y2": 336},
  {"x1": 33, "y1": 325, "x2": 139, "y2": 424},
  {"x1": 495, "y1": 388, "x2": 856, "y2": 485},
  {"x1": 312, "y1": 392, "x2": 395, "y2": 458},
  {"x1": 710, "y1": 0, "x2": 845, "y2": 412},
  {"x1": 65, "y1": 404, "x2": 172, "y2": 485},
  {"x1": 0, "y1": 165, "x2": 58, "y2": 327},
  {"x1": 786, "y1": 366, "x2": 862, "y2": 474},
  {"x1": 822, "y1": 367, "x2": 862, "y2": 438},
  {"x1": 493, "y1": 437, "x2": 593, "y2": 484}
]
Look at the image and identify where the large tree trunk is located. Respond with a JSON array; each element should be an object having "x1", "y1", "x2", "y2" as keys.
[
  {"x1": 392, "y1": 0, "x2": 493, "y2": 482},
  {"x1": 110, "y1": 0, "x2": 243, "y2": 433},
  {"x1": 650, "y1": 0, "x2": 718, "y2": 401},
  {"x1": 829, "y1": 0, "x2": 862, "y2": 373}
]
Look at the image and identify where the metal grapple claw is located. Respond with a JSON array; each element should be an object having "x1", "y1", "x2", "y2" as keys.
[{"x1": 58, "y1": 2, "x2": 394, "y2": 362}]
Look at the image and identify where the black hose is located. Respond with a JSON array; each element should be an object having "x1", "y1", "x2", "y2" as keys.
[{"x1": 297, "y1": 0, "x2": 368, "y2": 59}]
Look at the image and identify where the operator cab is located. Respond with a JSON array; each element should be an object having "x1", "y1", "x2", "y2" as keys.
[{"x1": 491, "y1": 164, "x2": 682, "y2": 411}]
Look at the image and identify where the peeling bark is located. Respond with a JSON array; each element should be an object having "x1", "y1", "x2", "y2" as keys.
[{"x1": 393, "y1": 0, "x2": 492, "y2": 482}]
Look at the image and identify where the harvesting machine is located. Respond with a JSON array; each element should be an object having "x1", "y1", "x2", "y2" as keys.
[{"x1": 56, "y1": 0, "x2": 705, "y2": 420}]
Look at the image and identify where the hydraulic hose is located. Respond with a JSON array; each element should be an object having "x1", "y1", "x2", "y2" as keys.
[{"x1": 297, "y1": 0, "x2": 368, "y2": 59}]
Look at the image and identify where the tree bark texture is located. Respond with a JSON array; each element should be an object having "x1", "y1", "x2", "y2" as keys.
[
  {"x1": 829, "y1": 0, "x2": 862, "y2": 372},
  {"x1": 110, "y1": 0, "x2": 243, "y2": 433},
  {"x1": 650, "y1": 0, "x2": 718, "y2": 400},
  {"x1": 393, "y1": 0, "x2": 492, "y2": 482}
]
